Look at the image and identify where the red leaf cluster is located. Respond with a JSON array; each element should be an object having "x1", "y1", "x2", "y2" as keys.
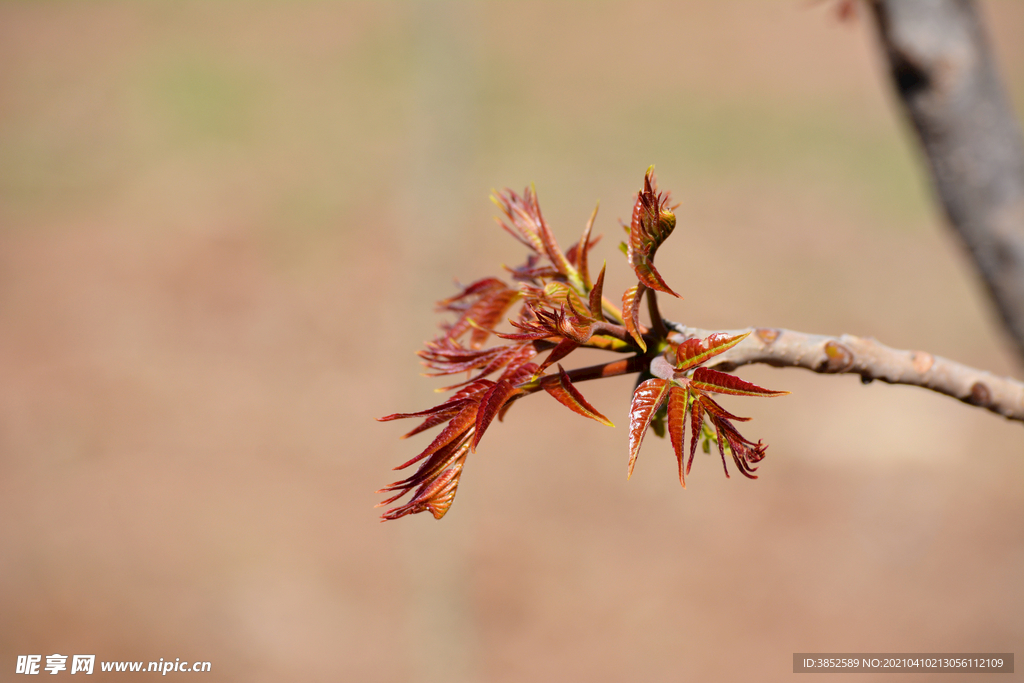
[
  {"x1": 628, "y1": 168, "x2": 680, "y2": 297},
  {"x1": 620, "y1": 168, "x2": 681, "y2": 351},
  {"x1": 628, "y1": 332, "x2": 788, "y2": 486},
  {"x1": 378, "y1": 169, "x2": 789, "y2": 521},
  {"x1": 377, "y1": 182, "x2": 627, "y2": 520}
]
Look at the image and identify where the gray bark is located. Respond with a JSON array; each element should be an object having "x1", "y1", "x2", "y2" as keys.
[
  {"x1": 869, "y1": 0, "x2": 1024, "y2": 365},
  {"x1": 666, "y1": 322, "x2": 1024, "y2": 423}
]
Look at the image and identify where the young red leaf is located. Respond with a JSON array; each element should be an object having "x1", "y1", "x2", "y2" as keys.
[
  {"x1": 498, "y1": 355, "x2": 539, "y2": 385},
  {"x1": 666, "y1": 384, "x2": 690, "y2": 488},
  {"x1": 492, "y1": 188, "x2": 545, "y2": 254},
  {"x1": 563, "y1": 295, "x2": 595, "y2": 331},
  {"x1": 435, "y1": 344, "x2": 536, "y2": 391},
  {"x1": 556, "y1": 311, "x2": 594, "y2": 345},
  {"x1": 408, "y1": 453, "x2": 466, "y2": 520},
  {"x1": 627, "y1": 378, "x2": 671, "y2": 478},
  {"x1": 516, "y1": 300, "x2": 593, "y2": 346},
  {"x1": 566, "y1": 208, "x2": 601, "y2": 268},
  {"x1": 673, "y1": 332, "x2": 750, "y2": 373},
  {"x1": 377, "y1": 399, "x2": 471, "y2": 423},
  {"x1": 469, "y1": 289, "x2": 521, "y2": 348},
  {"x1": 437, "y1": 277, "x2": 507, "y2": 309},
  {"x1": 705, "y1": 403, "x2": 764, "y2": 479},
  {"x1": 438, "y1": 282, "x2": 520, "y2": 349},
  {"x1": 382, "y1": 435, "x2": 469, "y2": 491},
  {"x1": 390, "y1": 401, "x2": 473, "y2": 440},
  {"x1": 698, "y1": 394, "x2": 751, "y2": 423},
  {"x1": 541, "y1": 364, "x2": 614, "y2": 426},
  {"x1": 589, "y1": 262, "x2": 607, "y2": 322},
  {"x1": 711, "y1": 421, "x2": 732, "y2": 478},
  {"x1": 378, "y1": 431, "x2": 475, "y2": 521},
  {"x1": 472, "y1": 380, "x2": 520, "y2": 451},
  {"x1": 378, "y1": 386, "x2": 483, "y2": 440},
  {"x1": 504, "y1": 254, "x2": 559, "y2": 282},
  {"x1": 420, "y1": 343, "x2": 509, "y2": 376},
  {"x1": 498, "y1": 303, "x2": 559, "y2": 341},
  {"x1": 496, "y1": 328, "x2": 552, "y2": 341},
  {"x1": 537, "y1": 337, "x2": 580, "y2": 373},
  {"x1": 419, "y1": 340, "x2": 497, "y2": 360},
  {"x1": 622, "y1": 283, "x2": 647, "y2": 351},
  {"x1": 689, "y1": 393, "x2": 769, "y2": 480},
  {"x1": 402, "y1": 399, "x2": 478, "y2": 468},
  {"x1": 633, "y1": 259, "x2": 678, "y2": 298},
  {"x1": 379, "y1": 442, "x2": 470, "y2": 520},
  {"x1": 574, "y1": 201, "x2": 599, "y2": 288},
  {"x1": 687, "y1": 396, "x2": 705, "y2": 475},
  {"x1": 543, "y1": 282, "x2": 590, "y2": 317},
  {"x1": 500, "y1": 300, "x2": 590, "y2": 345},
  {"x1": 691, "y1": 367, "x2": 790, "y2": 397},
  {"x1": 627, "y1": 169, "x2": 680, "y2": 298},
  {"x1": 492, "y1": 185, "x2": 577, "y2": 284}
]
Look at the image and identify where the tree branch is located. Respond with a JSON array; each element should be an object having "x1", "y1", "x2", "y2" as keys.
[
  {"x1": 869, "y1": 0, "x2": 1024, "y2": 363},
  {"x1": 666, "y1": 321, "x2": 1024, "y2": 423}
]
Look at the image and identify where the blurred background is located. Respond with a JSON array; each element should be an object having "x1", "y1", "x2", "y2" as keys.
[{"x1": 1, "y1": 2, "x2": 1022, "y2": 681}]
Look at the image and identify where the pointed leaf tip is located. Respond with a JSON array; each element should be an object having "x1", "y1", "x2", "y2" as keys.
[
  {"x1": 588, "y1": 262, "x2": 607, "y2": 322},
  {"x1": 673, "y1": 332, "x2": 750, "y2": 372},
  {"x1": 691, "y1": 367, "x2": 789, "y2": 397},
  {"x1": 622, "y1": 284, "x2": 647, "y2": 352},
  {"x1": 542, "y1": 364, "x2": 614, "y2": 426},
  {"x1": 627, "y1": 168, "x2": 680, "y2": 297},
  {"x1": 627, "y1": 378, "x2": 670, "y2": 479},
  {"x1": 472, "y1": 379, "x2": 519, "y2": 451},
  {"x1": 666, "y1": 384, "x2": 690, "y2": 488}
]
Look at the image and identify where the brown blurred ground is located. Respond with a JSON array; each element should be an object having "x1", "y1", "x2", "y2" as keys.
[{"x1": 1, "y1": 2, "x2": 1022, "y2": 682}]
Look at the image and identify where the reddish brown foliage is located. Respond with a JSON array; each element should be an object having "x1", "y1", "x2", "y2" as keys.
[{"x1": 378, "y1": 169, "x2": 788, "y2": 520}]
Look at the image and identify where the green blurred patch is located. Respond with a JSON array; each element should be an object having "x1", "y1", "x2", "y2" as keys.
[
  {"x1": 476, "y1": 78, "x2": 932, "y2": 228},
  {"x1": 641, "y1": 99, "x2": 932, "y2": 226},
  {"x1": 147, "y1": 57, "x2": 265, "y2": 146}
]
